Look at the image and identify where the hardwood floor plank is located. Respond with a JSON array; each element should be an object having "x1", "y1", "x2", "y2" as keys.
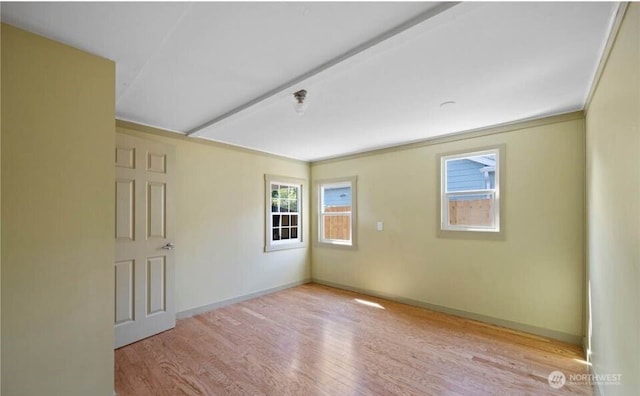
[{"x1": 115, "y1": 283, "x2": 592, "y2": 395}]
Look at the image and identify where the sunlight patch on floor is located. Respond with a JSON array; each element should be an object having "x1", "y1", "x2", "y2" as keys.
[
  {"x1": 573, "y1": 358, "x2": 592, "y2": 366},
  {"x1": 354, "y1": 298, "x2": 385, "y2": 309}
]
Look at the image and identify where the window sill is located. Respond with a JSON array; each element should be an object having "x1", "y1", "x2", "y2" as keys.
[
  {"x1": 315, "y1": 241, "x2": 357, "y2": 250},
  {"x1": 437, "y1": 228, "x2": 504, "y2": 241},
  {"x1": 264, "y1": 241, "x2": 306, "y2": 252}
]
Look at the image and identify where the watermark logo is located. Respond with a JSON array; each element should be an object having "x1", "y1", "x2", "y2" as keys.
[
  {"x1": 547, "y1": 370, "x2": 622, "y2": 388},
  {"x1": 548, "y1": 371, "x2": 566, "y2": 389}
]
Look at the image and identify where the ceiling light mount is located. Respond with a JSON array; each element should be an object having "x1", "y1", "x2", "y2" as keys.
[
  {"x1": 293, "y1": 89, "x2": 308, "y2": 115},
  {"x1": 439, "y1": 100, "x2": 456, "y2": 108},
  {"x1": 294, "y1": 89, "x2": 307, "y2": 103}
]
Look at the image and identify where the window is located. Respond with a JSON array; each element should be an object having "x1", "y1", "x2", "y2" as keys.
[
  {"x1": 265, "y1": 175, "x2": 304, "y2": 252},
  {"x1": 440, "y1": 147, "x2": 502, "y2": 234},
  {"x1": 317, "y1": 177, "x2": 357, "y2": 248}
]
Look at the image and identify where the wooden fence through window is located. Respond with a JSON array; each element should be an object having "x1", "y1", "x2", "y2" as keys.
[
  {"x1": 323, "y1": 206, "x2": 351, "y2": 240},
  {"x1": 448, "y1": 199, "x2": 493, "y2": 226}
]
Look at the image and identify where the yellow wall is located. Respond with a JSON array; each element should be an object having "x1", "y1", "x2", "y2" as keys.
[
  {"x1": 117, "y1": 124, "x2": 311, "y2": 314},
  {"x1": 1, "y1": 24, "x2": 115, "y2": 395},
  {"x1": 585, "y1": 3, "x2": 639, "y2": 395},
  {"x1": 312, "y1": 116, "x2": 585, "y2": 342},
  {"x1": 0, "y1": 17, "x2": 3, "y2": 393}
]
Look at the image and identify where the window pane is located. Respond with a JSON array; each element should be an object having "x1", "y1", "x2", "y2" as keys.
[
  {"x1": 323, "y1": 214, "x2": 351, "y2": 241},
  {"x1": 447, "y1": 193, "x2": 494, "y2": 227},
  {"x1": 281, "y1": 228, "x2": 290, "y2": 240},
  {"x1": 282, "y1": 215, "x2": 290, "y2": 226},
  {"x1": 291, "y1": 227, "x2": 298, "y2": 239},
  {"x1": 272, "y1": 214, "x2": 280, "y2": 227},
  {"x1": 271, "y1": 184, "x2": 279, "y2": 213},
  {"x1": 280, "y1": 199, "x2": 288, "y2": 212},
  {"x1": 289, "y1": 198, "x2": 298, "y2": 212},
  {"x1": 272, "y1": 228, "x2": 280, "y2": 240},
  {"x1": 291, "y1": 215, "x2": 298, "y2": 226},
  {"x1": 446, "y1": 153, "x2": 496, "y2": 192},
  {"x1": 322, "y1": 186, "x2": 351, "y2": 212}
]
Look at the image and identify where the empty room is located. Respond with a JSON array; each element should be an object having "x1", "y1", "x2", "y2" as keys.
[{"x1": 1, "y1": 2, "x2": 638, "y2": 396}]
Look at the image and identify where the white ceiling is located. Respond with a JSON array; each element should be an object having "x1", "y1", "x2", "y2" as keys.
[{"x1": 2, "y1": 2, "x2": 618, "y2": 161}]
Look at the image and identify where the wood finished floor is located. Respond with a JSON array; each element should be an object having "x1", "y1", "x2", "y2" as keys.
[{"x1": 115, "y1": 284, "x2": 592, "y2": 395}]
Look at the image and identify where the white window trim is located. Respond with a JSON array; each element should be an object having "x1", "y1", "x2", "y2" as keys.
[
  {"x1": 316, "y1": 176, "x2": 357, "y2": 249},
  {"x1": 265, "y1": 174, "x2": 305, "y2": 252},
  {"x1": 438, "y1": 146, "x2": 505, "y2": 239}
]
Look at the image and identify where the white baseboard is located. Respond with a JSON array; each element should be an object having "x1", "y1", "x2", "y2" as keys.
[
  {"x1": 176, "y1": 279, "x2": 311, "y2": 319},
  {"x1": 312, "y1": 279, "x2": 583, "y2": 345}
]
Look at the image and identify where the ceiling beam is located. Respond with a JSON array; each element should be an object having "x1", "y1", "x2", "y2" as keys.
[{"x1": 186, "y1": 2, "x2": 460, "y2": 137}]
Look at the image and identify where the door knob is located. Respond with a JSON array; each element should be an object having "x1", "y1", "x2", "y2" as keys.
[{"x1": 162, "y1": 243, "x2": 175, "y2": 250}]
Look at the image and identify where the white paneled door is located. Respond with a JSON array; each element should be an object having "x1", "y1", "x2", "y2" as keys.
[{"x1": 114, "y1": 133, "x2": 175, "y2": 349}]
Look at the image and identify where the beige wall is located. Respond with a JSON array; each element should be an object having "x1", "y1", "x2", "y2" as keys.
[
  {"x1": 117, "y1": 124, "x2": 311, "y2": 314},
  {"x1": 312, "y1": 116, "x2": 585, "y2": 342},
  {"x1": 1, "y1": 24, "x2": 115, "y2": 395},
  {"x1": 585, "y1": 4, "x2": 639, "y2": 395},
  {"x1": 0, "y1": 16, "x2": 2, "y2": 394},
  {"x1": 0, "y1": 17, "x2": 3, "y2": 393}
]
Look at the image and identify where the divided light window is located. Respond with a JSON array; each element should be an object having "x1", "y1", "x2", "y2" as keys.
[
  {"x1": 318, "y1": 177, "x2": 357, "y2": 248},
  {"x1": 440, "y1": 148, "x2": 501, "y2": 234},
  {"x1": 265, "y1": 175, "x2": 304, "y2": 252}
]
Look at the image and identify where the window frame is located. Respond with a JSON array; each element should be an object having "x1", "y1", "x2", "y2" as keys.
[
  {"x1": 438, "y1": 145, "x2": 505, "y2": 239},
  {"x1": 264, "y1": 175, "x2": 305, "y2": 252},
  {"x1": 316, "y1": 176, "x2": 357, "y2": 249}
]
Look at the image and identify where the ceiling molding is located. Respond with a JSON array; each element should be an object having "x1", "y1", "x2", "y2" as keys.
[
  {"x1": 311, "y1": 111, "x2": 585, "y2": 166},
  {"x1": 584, "y1": 2, "x2": 628, "y2": 113},
  {"x1": 121, "y1": 111, "x2": 584, "y2": 166},
  {"x1": 115, "y1": 119, "x2": 309, "y2": 165},
  {"x1": 116, "y1": 117, "x2": 186, "y2": 135},
  {"x1": 186, "y1": 1, "x2": 460, "y2": 137}
]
